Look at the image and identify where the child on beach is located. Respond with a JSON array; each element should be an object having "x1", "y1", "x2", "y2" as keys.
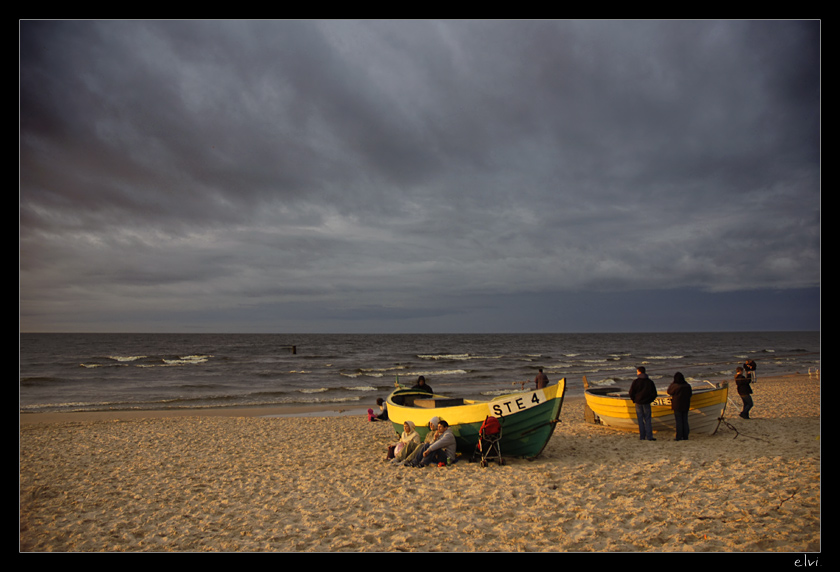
[
  {"x1": 367, "y1": 398, "x2": 388, "y2": 421},
  {"x1": 744, "y1": 359, "x2": 757, "y2": 384}
]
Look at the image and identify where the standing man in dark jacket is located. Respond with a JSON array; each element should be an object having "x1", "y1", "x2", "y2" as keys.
[
  {"x1": 629, "y1": 366, "x2": 658, "y2": 441},
  {"x1": 735, "y1": 366, "x2": 753, "y2": 419},
  {"x1": 667, "y1": 372, "x2": 693, "y2": 441}
]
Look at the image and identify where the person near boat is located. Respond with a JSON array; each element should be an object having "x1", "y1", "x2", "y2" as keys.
[
  {"x1": 411, "y1": 376, "x2": 433, "y2": 394},
  {"x1": 411, "y1": 419, "x2": 457, "y2": 467},
  {"x1": 367, "y1": 398, "x2": 389, "y2": 422},
  {"x1": 388, "y1": 421, "x2": 422, "y2": 463},
  {"x1": 399, "y1": 417, "x2": 440, "y2": 466},
  {"x1": 375, "y1": 397, "x2": 388, "y2": 420},
  {"x1": 667, "y1": 372, "x2": 693, "y2": 441},
  {"x1": 628, "y1": 366, "x2": 658, "y2": 441}
]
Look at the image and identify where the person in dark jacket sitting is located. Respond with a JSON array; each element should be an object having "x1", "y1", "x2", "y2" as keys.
[
  {"x1": 411, "y1": 375, "x2": 433, "y2": 394},
  {"x1": 628, "y1": 366, "x2": 658, "y2": 441},
  {"x1": 667, "y1": 372, "x2": 693, "y2": 441}
]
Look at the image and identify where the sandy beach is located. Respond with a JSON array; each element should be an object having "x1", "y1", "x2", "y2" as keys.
[{"x1": 19, "y1": 373, "x2": 820, "y2": 553}]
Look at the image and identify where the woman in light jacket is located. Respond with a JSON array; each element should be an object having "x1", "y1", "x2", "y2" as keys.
[{"x1": 389, "y1": 421, "x2": 422, "y2": 463}]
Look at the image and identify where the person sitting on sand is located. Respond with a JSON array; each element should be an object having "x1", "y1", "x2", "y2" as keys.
[
  {"x1": 400, "y1": 417, "x2": 440, "y2": 466},
  {"x1": 411, "y1": 376, "x2": 433, "y2": 394},
  {"x1": 389, "y1": 421, "x2": 422, "y2": 463},
  {"x1": 412, "y1": 419, "x2": 457, "y2": 467},
  {"x1": 375, "y1": 397, "x2": 388, "y2": 421}
]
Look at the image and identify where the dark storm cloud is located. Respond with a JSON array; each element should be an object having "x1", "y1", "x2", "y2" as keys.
[{"x1": 19, "y1": 20, "x2": 820, "y2": 333}]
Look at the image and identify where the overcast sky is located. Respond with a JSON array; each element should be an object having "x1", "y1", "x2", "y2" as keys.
[{"x1": 19, "y1": 20, "x2": 820, "y2": 334}]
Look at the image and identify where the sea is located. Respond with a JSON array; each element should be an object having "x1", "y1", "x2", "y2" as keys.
[{"x1": 19, "y1": 332, "x2": 820, "y2": 416}]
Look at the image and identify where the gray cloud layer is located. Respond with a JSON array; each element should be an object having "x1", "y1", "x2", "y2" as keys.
[{"x1": 20, "y1": 20, "x2": 820, "y2": 333}]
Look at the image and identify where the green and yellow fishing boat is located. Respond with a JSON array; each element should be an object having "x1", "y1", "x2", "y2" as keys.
[
  {"x1": 583, "y1": 376, "x2": 729, "y2": 435},
  {"x1": 386, "y1": 378, "x2": 566, "y2": 459}
]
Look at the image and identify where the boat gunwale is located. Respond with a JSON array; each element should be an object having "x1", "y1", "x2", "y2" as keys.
[{"x1": 387, "y1": 387, "x2": 560, "y2": 408}]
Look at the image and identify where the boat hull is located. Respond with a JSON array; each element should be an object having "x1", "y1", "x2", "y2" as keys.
[
  {"x1": 584, "y1": 383, "x2": 729, "y2": 435},
  {"x1": 387, "y1": 379, "x2": 566, "y2": 459}
]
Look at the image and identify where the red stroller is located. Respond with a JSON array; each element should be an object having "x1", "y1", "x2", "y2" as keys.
[{"x1": 471, "y1": 415, "x2": 504, "y2": 467}]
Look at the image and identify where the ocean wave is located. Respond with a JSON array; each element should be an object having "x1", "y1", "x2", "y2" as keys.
[
  {"x1": 417, "y1": 354, "x2": 501, "y2": 360},
  {"x1": 20, "y1": 332, "x2": 819, "y2": 416},
  {"x1": 82, "y1": 354, "x2": 216, "y2": 368},
  {"x1": 585, "y1": 377, "x2": 620, "y2": 387},
  {"x1": 340, "y1": 365, "x2": 407, "y2": 378},
  {"x1": 478, "y1": 389, "x2": 519, "y2": 397},
  {"x1": 161, "y1": 355, "x2": 212, "y2": 366},
  {"x1": 404, "y1": 369, "x2": 469, "y2": 376}
]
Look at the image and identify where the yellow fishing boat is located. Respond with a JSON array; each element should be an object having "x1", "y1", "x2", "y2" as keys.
[
  {"x1": 583, "y1": 376, "x2": 729, "y2": 435},
  {"x1": 386, "y1": 378, "x2": 566, "y2": 459}
]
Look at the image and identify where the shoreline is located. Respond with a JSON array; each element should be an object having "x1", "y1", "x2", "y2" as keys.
[
  {"x1": 19, "y1": 403, "x2": 373, "y2": 425},
  {"x1": 19, "y1": 372, "x2": 812, "y2": 426}
]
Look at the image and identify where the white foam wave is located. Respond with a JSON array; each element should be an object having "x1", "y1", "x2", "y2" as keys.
[
  {"x1": 417, "y1": 354, "x2": 501, "y2": 361},
  {"x1": 587, "y1": 378, "x2": 619, "y2": 387},
  {"x1": 159, "y1": 355, "x2": 212, "y2": 366},
  {"x1": 109, "y1": 355, "x2": 147, "y2": 362},
  {"x1": 405, "y1": 369, "x2": 468, "y2": 376}
]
